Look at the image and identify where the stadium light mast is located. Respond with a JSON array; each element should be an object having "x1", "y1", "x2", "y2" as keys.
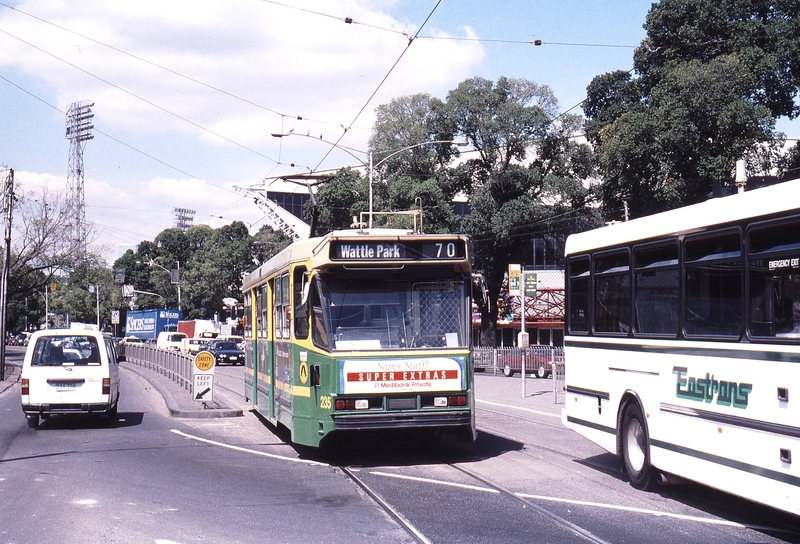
[{"x1": 65, "y1": 100, "x2": 94, "y2": 257}]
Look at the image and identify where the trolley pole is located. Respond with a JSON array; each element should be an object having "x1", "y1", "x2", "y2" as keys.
[{"x1": 0, "y1": 168, "x2": 15, "y2": 381}]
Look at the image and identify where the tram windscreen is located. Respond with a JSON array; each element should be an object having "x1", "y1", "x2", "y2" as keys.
[{"x1": 312, "y1": 275, "x2": 470, "y2": 350}]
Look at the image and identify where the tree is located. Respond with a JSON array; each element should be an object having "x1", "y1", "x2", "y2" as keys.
[
  {"x1": 311, "y1": 168, "x2": 371, "y2": 233},
  {"x1": 252, "y1": 226, "x2": 293, "y2": 266},
  {"x1": 444, "y1": 77, "x2": 599, "y2": 346},
  {"x1": 368, "y1": 93, "x2": 458, "y2": 181},
  {"x1": 4, "y1": 187, "x2": 76, "y2": 331},
  {"x1": 586, "y1": 0, "x2": 800, "y2": 220},
  {"x1": 182, "y1": 221, "x2": 254, "y2": 318}
]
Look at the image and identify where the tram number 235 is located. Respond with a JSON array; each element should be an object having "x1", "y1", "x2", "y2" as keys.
[{"x1": 320, "y1": 396, "x2": 332, "y2": 410}]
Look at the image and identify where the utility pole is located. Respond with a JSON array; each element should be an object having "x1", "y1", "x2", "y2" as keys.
[{"x1": 0, "y1": 168, "x2": 15, "y2": 381}]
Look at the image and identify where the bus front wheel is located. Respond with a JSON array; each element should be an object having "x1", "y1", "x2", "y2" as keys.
[{"x1": 621, "y1": 403, "x2": 658, "y2": 490}]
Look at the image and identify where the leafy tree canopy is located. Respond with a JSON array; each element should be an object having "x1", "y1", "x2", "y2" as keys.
[{"x1": 586, "y1": 0, "x2": 800, "y2": 219}]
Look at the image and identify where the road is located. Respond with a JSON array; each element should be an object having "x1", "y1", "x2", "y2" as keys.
[{"x1": 1, "y1": 347, "x2": 798, "y2": 543}]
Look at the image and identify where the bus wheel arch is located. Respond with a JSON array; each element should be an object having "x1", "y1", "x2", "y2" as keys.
[{"x1": 618, "y1": 397, "x2": 659, "y2": 491}]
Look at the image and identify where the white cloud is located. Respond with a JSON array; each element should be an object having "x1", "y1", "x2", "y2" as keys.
[{"x1": 0, "y1": 0, "x2": 485, "y2": 263}]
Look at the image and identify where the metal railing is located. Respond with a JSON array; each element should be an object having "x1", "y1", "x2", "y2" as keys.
[
  {"x1": 473, "y1": 346, "x2": 566, "y2": 404},
  {"x1": 120, "y1": 344, "x2": 194, "y2": 390}
]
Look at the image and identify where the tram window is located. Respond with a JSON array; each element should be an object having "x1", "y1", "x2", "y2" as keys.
[
  {"x1": 293, "y1": 268, "x2": 309, "y2": 340},
  {"x1": 567, "y1": 256, "x2": 590, "y2": 333},
  {"x1": 243, "y1": 290, "x2": 252, "y2": 337},
  {"x1": 684, "y1": 232, "x2": 742, "y2": 338},
  {"x1": 594, "y1": 251, "x2": 630, "y2": 335},
  {"x1": 281, "y1": 274, "x2": 290, "y2": 337},
  {"x1": 634, "y1": 243, "x2": 679, "y2": 336},
  {"x1": 311, "y1": 280, "x2": 330, "y2": 350},
  {"x1": 258, "y1": 285, "x2": 268, "y2": 339},
  {"x1": 748, "y1": 218, "x2": 800, "y2": 339},
  {"x1": 274, "y1": 274, "x2": 290, "y2": 339}
]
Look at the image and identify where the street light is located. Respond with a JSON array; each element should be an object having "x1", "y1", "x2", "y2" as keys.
[
  {"x1": 145, "y1": 259, "x2": 181, "y2": 311},
  {"x1": 271, "y1": 133, "x2": 467, "y2": 228},
  {"x1": 88, "y1": 284, "x2": 100, "y2": 329}
]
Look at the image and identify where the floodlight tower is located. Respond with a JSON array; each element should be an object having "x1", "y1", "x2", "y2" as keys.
[
  {"x1": 173, "y1": 207, "x2": 196, "y2": 231},
  {"x1": 65, "y1": 100, "x2": 94, "y2": 256}
]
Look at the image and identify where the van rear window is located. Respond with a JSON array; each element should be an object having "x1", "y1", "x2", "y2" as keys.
[{"x1": 32, "y1": 336, "x2": 102, "y2": 366}]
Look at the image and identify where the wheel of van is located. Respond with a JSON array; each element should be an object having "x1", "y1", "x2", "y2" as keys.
[
  {"x1": 536, "y1": 363, "x2": 548, "y2": 379},
  {"x1": 108, "y1": 403, "x2": 118, "y2": 420},
  {"x1": 621, "y1": 402, "x2": 658, "y2": 490},
  {"x1": 502, "y1": 364, "x2": 514, "y2": 377},
  {"x1": 27, "y1": 415, "x2": 39, "y2": 429}
]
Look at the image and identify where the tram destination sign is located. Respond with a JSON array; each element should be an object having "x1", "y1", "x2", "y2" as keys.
[{"x1": 330, "y1": 239, "x2": 466, "y2": 261}]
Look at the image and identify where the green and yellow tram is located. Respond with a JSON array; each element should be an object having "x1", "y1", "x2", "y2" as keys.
[{"x1": 242, "y1": 228, "x2": 477, "y2": 448}]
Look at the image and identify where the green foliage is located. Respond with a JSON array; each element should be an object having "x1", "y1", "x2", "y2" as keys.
[
  {"x1": 587, "y1": 0, "x2": 799, "y2": 219},
  {"x1": 111, "y1": 221, "x2": 282, "y2": 321},
  {"x1": 443, "y1": 76, "x2": 599, "y2": 345},
  {"x1": 311, "y1": 168, "x2": 370, "y2": 232}
]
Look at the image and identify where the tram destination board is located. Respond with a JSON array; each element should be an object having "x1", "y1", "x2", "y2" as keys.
[{"x1": 330, "y1": 239, "x2": 466, "y2": 261}]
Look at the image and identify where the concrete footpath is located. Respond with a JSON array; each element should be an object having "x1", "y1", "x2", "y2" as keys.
[{"x1": 122, "y1": 361, "x2": 243, "y2": 418}]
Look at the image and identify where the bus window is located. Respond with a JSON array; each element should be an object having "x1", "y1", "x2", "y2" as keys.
[
  {"x1": 634, "y1": 243, "x2": 679, "y2": 336},
  {"x1": 567, "y1": 256, "x2": 590, "y2": 333},
  {"x1": 593, "y1": 250, "x2": 630, "y2": 335},
  {"x1": 684, "y1": 231, "x2": 742, "y2": 338},
  {"x1": 748, "y1": 218, "x2": 800, "y2": 339}
]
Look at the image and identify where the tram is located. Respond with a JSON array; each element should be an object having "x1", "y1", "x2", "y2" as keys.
[{"x1": 242, "y1": 228, "x2": 476, "y2": 448}]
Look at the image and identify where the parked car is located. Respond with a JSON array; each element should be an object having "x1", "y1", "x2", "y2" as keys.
[
  {"x1": 20, "y1": 328, "x2": 122, "y2": 428},
  {"x1": 497, "y1": 347, "x2": 562, "y2": 378},
  {"x1": 206, "y1": 339, "x2": 245, "y2": 366}
]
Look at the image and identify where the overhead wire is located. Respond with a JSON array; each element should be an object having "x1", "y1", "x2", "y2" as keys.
[
  {"x1": 310, "y1": 0, "x2": 444, "y2": 173},
  {"x1": 0, "y1": 1, "x2": 345, "y2": 130},
  {"x1": 0, "y1": 27, "x2": 281, "y2": 165}
]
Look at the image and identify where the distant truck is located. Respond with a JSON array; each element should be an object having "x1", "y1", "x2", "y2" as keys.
[
  {"x1": 125, "y1": 309, "x2": 182, "y2": 340},
  {"x1": 177, "y1": 319, "x2": 220, "y2": 339}
]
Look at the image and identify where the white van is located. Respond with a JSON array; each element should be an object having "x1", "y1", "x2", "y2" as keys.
[
  {"x1": 21, "y1": 329, "x2": 121, "y2": 428},
  {"x1": 156, "y1": 331, "x2": 187, "y2": 351}
]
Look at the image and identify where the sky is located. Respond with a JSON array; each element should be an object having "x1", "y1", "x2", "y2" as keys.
[{"x1": 2, "y1": 0, "x2": 797, "y2": 265}]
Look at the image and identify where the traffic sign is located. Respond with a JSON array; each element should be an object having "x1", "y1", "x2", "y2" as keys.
[
  {"x1": 194, "y1": 351, "x2": 215, "y2": 372},
  {"x1": 193, "y1": 373, "x2": 214, "y2": 402}
]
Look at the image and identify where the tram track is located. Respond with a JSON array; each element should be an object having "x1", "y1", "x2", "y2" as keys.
[
  {"x1": 341, "y1": 466, "x2": 433, "y2": 544},
  {"x1": 340, "y1": 457, "x2": 613, "y2": 544}
]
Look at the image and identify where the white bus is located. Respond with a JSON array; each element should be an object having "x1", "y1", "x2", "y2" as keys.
[{"x1": 562, "y1": 179, "x2": 800, "y2": 515}]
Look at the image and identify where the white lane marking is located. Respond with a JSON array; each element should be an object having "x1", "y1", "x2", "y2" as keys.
[
  {"x1": 370, "y1": 471, "x2": 500, "y2": 493},
  {"x1": 477, "y1": 399, "x2": 561, "y2": 418},
  {"x1": 370, "y1": 471, "x2": 781, "y2": 531},
  {"x1": 170, "y1": 429, "x2": 327, "y2": 466}
]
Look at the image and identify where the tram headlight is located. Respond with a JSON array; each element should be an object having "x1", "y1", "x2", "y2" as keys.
[
  {"x1": 434, "y1": 396, "x2": 448, "y2": 407},
  {"x1": 355, "y1": 399, "x2": 369, "y2": 410}
]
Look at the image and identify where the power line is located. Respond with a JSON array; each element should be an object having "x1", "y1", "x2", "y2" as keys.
[
  {"x1": 0, "y1": 1, "x2": 346, "y2": 130},
  {"x1": 310, "y1": 0, "x2": 443, "y2": 172},
  {"x1": 257, "y1": 0, "x2": 638, "y2": 50},
  {"x1": 0, "y1": 72, "x2": 235, "y2": 196},
  {"x1": 0, "y1": 27, "x2": 280, "y2": 165}
]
